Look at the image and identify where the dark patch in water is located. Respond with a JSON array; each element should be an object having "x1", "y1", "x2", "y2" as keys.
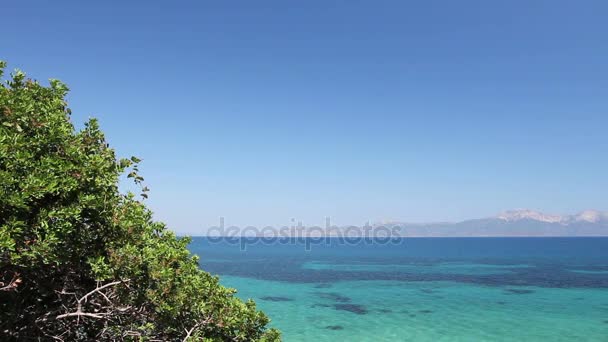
[
  {"x1": 409, "y1": 314, "x2": 416, "y2": 317},
  {"x1": 604, "y1": 320, "x2": 608, "y2": 324},
  {"x1": 193, "y1": 237, "x2": 608, "y2": 288},
  {"x1": 260, "y1": 296, "x2": 293, "y2": 302},
  {"x1": 505, "y1": 288, "x2": 535, "y2": 295},
  {"x1": 325, "y1": 325, "x2": 344, "y2": 330},
  {"x1": 314, "y1": 283, "x2": 332, "y2": 289},
  {"x1": 334, "y1": 304, "x2": 368, "y2": 315},
  {"x1": 315, "y1": 292, "x2": 351, "y2": 303},
  {"x1": 378, "y1": 308, "x2": 392, "y2": 313},
  {"x1": 311, "y1": 303, "x2": 331, "y2": 308},
  {"x1": 496, "y1": 301, "x2": 507, "y2": 305},
  {"x1": 418, "y1": 309, "x2": 433, "y2": 314},
  {"x1": 200, "y1": 258, "x2": 608, "y2": 288},
  {"x1": 420, "y1": 288, "x2": 435, "y2": 294}
]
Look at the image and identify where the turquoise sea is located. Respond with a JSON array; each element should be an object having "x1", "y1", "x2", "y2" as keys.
[{"x1": 189, "y1": 238, "x2": 608, "y2": 341}]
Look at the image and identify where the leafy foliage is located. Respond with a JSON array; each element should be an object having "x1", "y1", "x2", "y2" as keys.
[{"x1": 0, "y1": 62, "x2": 280, "y2": 341}]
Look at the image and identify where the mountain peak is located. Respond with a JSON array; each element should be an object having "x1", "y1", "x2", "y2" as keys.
[
  {"x1": 573, "y1": 210, "x2": 606, "y2": 223},
  {"x1": 494, "y1": 209, "x2": 608, "y2": 224},
  {"x1": 496, "y1": 209, "x2": 563, "y2": 223}
]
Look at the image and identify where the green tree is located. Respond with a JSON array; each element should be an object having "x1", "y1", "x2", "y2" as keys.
[{"x1": 0, "y1": 61, "x2": 280, "y2": 341}]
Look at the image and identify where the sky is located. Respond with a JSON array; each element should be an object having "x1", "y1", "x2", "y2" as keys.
[{"x1": 2, "y1": 1, "x2": 608, "y2": 234}]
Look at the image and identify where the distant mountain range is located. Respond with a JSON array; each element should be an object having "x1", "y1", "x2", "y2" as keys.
[
  {"x1": 377, "y1": 209, "x2": 608, "y2": 237},
  {"x1": 208, "y1": 209, "x2": 608, "y2": 238}
]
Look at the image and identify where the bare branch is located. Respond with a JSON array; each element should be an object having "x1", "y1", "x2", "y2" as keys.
[
  {"x1": 79, "y1": 280, "x2": 125, "y2": 304},
  {"x1": 55, "y1": 279, "x2": 129, "y2": 321},
  {"x1": 97, "y1": 289, "x2": 113, "y2": 305},
  {"x1": 183, "y1": 317, "x2": 213, "y2": 342},
  {"x1": 0, "y1": 272, "x2": 21, "y2": 291},
  {"x1": 56, "y1": 312, "x2": 107, "y2": 320}
]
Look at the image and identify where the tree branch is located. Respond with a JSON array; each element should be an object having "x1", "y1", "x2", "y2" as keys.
[
  {"x1": 0, "y1": 272, "x2": 21, "y2": 291},
  {"x1": 79, "y1": 280, "x2": 124, "y2": 304},
  {"x1": 55, "y1": 279, "x2": 129, "y2": 321},
  {"x1": 56, "y1": 312, "x2": 107, "y2": 320},
  {"x1": 183, "y1": 317, "x2": 213, "y2": 342}
]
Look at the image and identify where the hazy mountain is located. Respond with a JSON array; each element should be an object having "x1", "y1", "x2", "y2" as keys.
[
  {"x1": 383, "y1": 209, "x2": 608, "y2": 237},
  {"x1": 214, "y1": 209, "x2": 608, "y2": 237}
]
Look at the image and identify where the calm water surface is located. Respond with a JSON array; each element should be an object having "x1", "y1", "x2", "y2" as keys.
[{"x1": 189, "y1": 237, "x2": 608, "y2": 341}]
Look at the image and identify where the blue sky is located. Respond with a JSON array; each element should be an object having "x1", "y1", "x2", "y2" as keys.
[{"x1": 2, "y1": 1, "x2": 607, "y2": 233}]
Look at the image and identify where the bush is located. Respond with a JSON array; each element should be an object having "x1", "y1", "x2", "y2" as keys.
[{"x1": 0, "y1": 61, "x2": 280, "y2": 341}]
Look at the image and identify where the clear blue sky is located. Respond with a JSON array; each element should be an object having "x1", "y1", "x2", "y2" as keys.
[{"x1": 3, "y1": 1, "x2": 607, "y2": 233}]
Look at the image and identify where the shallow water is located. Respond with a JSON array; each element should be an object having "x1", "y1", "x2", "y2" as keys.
[{"x1": 190, "y1": 237, "x2": 608, "y2": 341}]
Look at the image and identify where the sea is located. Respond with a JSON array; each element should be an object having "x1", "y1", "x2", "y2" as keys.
[{"x1": 188, "y1": 237, "x2": 608, "y2": 341}]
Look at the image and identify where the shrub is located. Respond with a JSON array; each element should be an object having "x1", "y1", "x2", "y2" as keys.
[{"x1": 0, "y1": 61, "x2": 280, "y2": 341}]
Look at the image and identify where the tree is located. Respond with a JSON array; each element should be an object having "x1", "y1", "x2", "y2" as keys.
[{"x1": 0, "y1": 61, "x2": 280, "y2": 341}]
